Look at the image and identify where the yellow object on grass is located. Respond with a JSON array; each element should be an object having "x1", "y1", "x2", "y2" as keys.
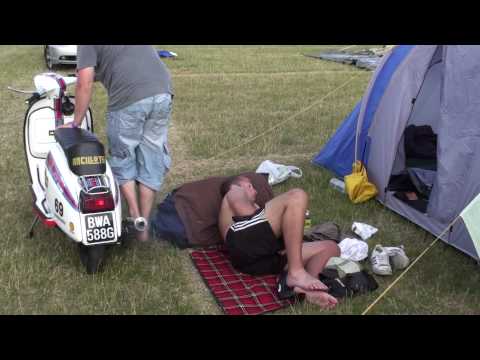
[{"x1": 344, "y1": 161, "x2": 378, "y2": 204}]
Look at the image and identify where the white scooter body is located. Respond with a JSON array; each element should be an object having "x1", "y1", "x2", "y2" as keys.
[
  {"x1": 43, "y1": 142, "x2": 122, "y2": 245},
  {"x1": 21, "y1": 73, "x2": 122, "y2": 247}
]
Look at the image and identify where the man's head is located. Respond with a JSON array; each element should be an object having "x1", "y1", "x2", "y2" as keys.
[{"x1": 220, "y1": 175, "x2": 257, "y2": 201}]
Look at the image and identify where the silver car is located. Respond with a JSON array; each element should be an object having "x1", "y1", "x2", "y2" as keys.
[{"x1": 44, "y1": 45, "x2": 77, "y2": 70}]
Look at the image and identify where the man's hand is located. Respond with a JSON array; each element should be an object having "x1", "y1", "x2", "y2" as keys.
[{"x1": 57, "y1": 121, "x2": 76, "y2": 129}]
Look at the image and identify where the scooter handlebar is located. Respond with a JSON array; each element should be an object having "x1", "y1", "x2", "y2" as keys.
[
  {"x1": 26, "y1": 92, "x2": 41, "y2": 105},
  {"x1": 6, "y1": 86, "x2": 42, "y2": 105}
]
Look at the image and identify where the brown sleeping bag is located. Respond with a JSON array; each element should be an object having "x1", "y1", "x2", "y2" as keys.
[{"x1": 174, "y1": 172, "x2": 273, "y2": 247}]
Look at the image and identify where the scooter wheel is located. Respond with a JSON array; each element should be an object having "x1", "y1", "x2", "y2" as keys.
[
  {"x1": 78, "y1": 244, "x2": 89, "y2": 268},
  {"x1": 78, "y1": 244, "x2": 107, "y2": 274}
]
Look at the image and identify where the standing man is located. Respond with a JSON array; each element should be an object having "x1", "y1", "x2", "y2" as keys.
[{"x1": 63, "y1": 45, "x2": 174, "y2": 241}]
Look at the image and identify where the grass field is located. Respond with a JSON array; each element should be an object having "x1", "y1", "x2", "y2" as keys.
[{"x1": 1, "y1": 45, "x2": 479, "y2": 315}]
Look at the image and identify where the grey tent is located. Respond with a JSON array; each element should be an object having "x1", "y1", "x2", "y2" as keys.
[
  {"x1": 304, "y1": 46, "x2": 396, "y2": 70},
  {"x1": 314, "y1": 45, "x2": 480, "y2": 261}
]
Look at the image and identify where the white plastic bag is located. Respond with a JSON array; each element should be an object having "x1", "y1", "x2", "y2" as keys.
[
  {"x1": 255, "y1": 160, "x2": 302, "y2": 186},
  {"x1": 352, "y1": 222, "x2": 378, "y2": 241}
]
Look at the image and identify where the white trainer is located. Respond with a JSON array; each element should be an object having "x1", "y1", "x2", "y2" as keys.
[
  {"x1": 126, "y1": 217, "x2": 148, "y2": 232},
  {"x1": 384, "y1": 245, "x2": 410, "y2": 270},
  {"x1": 370, "y1": 245, "x2": 393, "y2": 276},
  {"x1": 134, "y1": 217, "x2": 148, "y2": 232}
]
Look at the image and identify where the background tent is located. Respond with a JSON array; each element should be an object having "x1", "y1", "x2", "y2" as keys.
[
  {"x1": 304, "y1": 45, "x2": 396, "y2": 71},
  {"x1": 313, "y1": 45, "x2": 480, "y2": 261}
]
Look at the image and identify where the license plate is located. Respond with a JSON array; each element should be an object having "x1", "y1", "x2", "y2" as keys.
[{"x1": 85, "y1": 212, "x2": 116, "y2": 243}]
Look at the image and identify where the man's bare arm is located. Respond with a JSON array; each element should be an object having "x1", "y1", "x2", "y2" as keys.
[
  {"x1": 72, "y1": 67, "x2": 95, "y2": 127},
  {"x1": 218, "y1": 198, "x2": 234, "y2": 241}
]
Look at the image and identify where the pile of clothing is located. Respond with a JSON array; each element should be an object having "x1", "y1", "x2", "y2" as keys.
[{"x1": 294, "y1": 221, "x2": 410, "y2": 300}]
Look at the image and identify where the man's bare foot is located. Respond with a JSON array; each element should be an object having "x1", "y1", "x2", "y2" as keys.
[
  {"x1": 287, "y1": 269, "x2": 328, "y2": 292},
  {"x1": 294, "y1": 287, "x2": 337, "y2": 309},
  {"x1": 304, "y1": 290, "x2": 338, "y2": 309}
]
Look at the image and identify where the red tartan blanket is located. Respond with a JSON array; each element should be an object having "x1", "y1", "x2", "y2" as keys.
[{"x1": 190, "y1": 246, "x2": 295, "y2": 315}]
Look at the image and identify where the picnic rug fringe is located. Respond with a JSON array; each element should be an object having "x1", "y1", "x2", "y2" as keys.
[{"x1": 190, "y1": 245, "x2": 295, "y2": 315}]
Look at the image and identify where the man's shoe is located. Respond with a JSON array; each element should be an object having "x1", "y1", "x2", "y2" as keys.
[
  {"x1": 370, "y1": 245, "x2": 393, "y2": 276},
  {"x1": 384, "y1": 245, "x2": 410, "y2": 270},
  {"x1": 133, "y1": 217, "x2": 148, "y2": 232},
  {"x1": 123, "y1": 217, "x2": 150, "y2": 242},
  {"x1": 277, "y1": 270, "x2": 297, "y2": 300}
]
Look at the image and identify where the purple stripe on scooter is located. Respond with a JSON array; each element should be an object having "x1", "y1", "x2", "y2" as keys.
[{"x1": 46, "y1": 153, "x2": 78, "y2": 210}]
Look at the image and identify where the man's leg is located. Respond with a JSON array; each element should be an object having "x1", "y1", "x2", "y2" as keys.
[
  {"x1": 265, "y1": 189, "x2": 325, "y2": 292},
  {"x1": 297, "y1": 240, "x2": 340, "y2": 309},
  {"x1": 278, "y1": 240, "x2": 340, "y2": 308},
  {"x1": 301, "y1": 240, "x2": 340, "y2": 277},
  {"x1": 139, "y1": 183, "x2": 156, "y2": 221},
  {"x1": 136, "y1": 94, "x2": 173, "y2": 241},
  {"x1": 134, "y1": 183, "x2": 156, "y2": 242},
  {"x1": 279, "y1": 240, "x2": 341, "y2": 274},
  {"x1": 120, "y1": 181, "x2": 141, "y2": 219},
  {"x1": 106, "y1": 107, "x2": 143, "y2": 230}
]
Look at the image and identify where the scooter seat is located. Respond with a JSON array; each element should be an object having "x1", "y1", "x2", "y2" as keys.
[{"x1": 54, "y1": 128, "x2": 106, "y2": 176}]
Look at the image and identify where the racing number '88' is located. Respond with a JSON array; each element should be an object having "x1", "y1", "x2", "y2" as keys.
[{"x1": 55, "y1": 198, "x2": 63, "y2": 217}]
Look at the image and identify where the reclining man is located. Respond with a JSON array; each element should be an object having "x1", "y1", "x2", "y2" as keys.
[{"x1": 218, "y1": 175, "x2": 340, "y2": 309}]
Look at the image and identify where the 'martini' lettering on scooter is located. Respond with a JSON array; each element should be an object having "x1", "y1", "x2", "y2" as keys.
[{"x1": 72, "y1": 155, "x2": 106, "y2": 166}]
